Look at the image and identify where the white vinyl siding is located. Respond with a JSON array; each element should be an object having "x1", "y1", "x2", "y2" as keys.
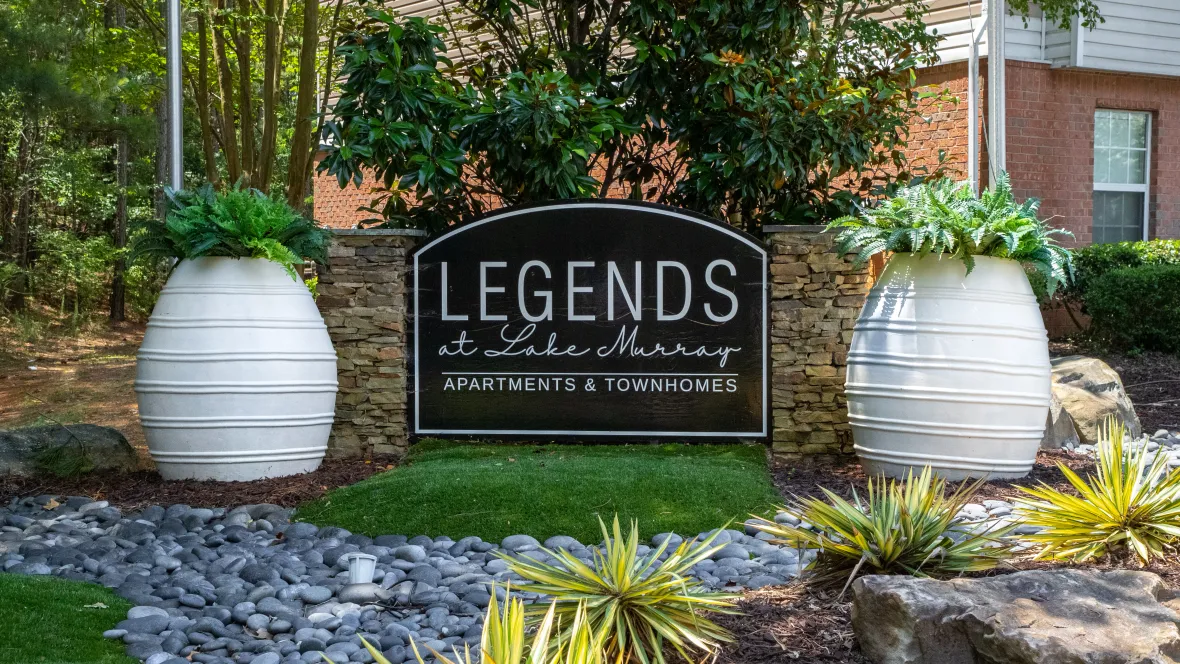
[{"x1": 1046, "y1": 0, "x2": 1180, "y2": 77}]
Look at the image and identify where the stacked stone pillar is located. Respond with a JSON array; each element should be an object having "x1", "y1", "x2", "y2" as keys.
[
  {"x1": 764, "y1": 226, "x2": 873, "y2": 460},
  {"x1": 316, "y1": 229, "x2": 425, "y2": 457}
]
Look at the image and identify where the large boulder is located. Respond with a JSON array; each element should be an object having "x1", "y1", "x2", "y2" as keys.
[
  {"x1": 1039, "y1": 390, "x2": 1081, "y2": 450},
  {"x1": 1050, "y1": 355, "x2": 1142, "y2": 444},
  {"x1": 852, "y1": 569, "x2": 1180, "y2": 664},
  {"x1": 0, "y1": 424, "x2": 139, "y2": 476}
]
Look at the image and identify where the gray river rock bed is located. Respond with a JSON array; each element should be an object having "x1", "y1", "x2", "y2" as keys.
[{"x1": 0, "y1": 496, "x2": 823, "y2": 664}]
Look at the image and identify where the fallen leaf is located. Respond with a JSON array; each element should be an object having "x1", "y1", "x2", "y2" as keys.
[
  {"x1": 43, "y1": 498, "x2": 60, "y2": 510},
  {"x1": 83, "y1": 602, "x2": 108, "y2": 609}
]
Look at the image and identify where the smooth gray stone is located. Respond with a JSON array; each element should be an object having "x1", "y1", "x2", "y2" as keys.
[
  {"x1": 299, "y1": 585, "x2": 333, "y2": 604},
  {"x1": 500, "y1": 535, "x2": 540, "y2": 551},
  {"x1": 129, "y1": 606, "x2": 170, "y2": 620},
  {"x1": 392, "y1": 546, "x2": 426, "y2": 563}
]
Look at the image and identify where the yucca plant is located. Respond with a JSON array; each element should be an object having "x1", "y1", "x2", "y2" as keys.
[
  {"x1": 750, "y1": 467, "x2": 1015, "y2": 590},
  {"x1": 1015, "y1": 418, "x2": 1180, "y2": 564},
  {"x1": 129, "y1": 183, "x2": 331, "y2": 280},
  {"x1": 827, "y1": 172, "x2": 1074, "y2": 294},
  {"x1": 502, "y1": 516, "x2": 739, "y2": 664}
]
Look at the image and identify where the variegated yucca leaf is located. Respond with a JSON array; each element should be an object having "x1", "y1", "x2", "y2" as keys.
[
  {"x1": 751, "y1": 466, "x2": 1015, "y2": 591},
  {"x1": 501, "y1": 515, "x2": 740, "y2": 664},
  {"x1": 1015, "y1": 417, "x2": 1180, "y2": 564}
]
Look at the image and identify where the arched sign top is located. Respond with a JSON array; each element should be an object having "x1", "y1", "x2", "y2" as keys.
[
  {"x1": 415, "y1": 200, "x2": 769, "y2": 257},
  {"x1": 412, "y1": 200, "x2": 768, "y2": 439}
]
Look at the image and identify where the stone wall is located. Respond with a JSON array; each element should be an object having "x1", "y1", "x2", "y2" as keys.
[
  {"x1": 317, "y1": 229, "x2": 425, "y2": 458},
  {"x1": 764, "y1": 226, "x2": 873, "y2": 460},
  {"x1": 317, "y1": 226, "x2": 869, "y2": 460}
]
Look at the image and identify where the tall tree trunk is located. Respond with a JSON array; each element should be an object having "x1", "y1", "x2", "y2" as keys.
[
  {"x1": 286, "y1": 0, "x2": 319, "y2": 207},
  {"x1": 235, "y1": 0, "x2": 255, "y2": 186},
  {"x1": 109, "y1": 0, "x2": 129, "y2": 321},
  {"x1": 6, "y1": 123, "x2": 38, "y2": 311},
  {"x1": 302, "y1": 0, "x2": 346, "y2": 195},
  {"x1": 212, "y1": 0, "x2": 241, "y2": 183},
  {"x1": 196, "y1": 12, "x2": 220, "y2": 185},
  {"x1": 155, "y1": 95, "x2": 169, "y2": 218},
  {"x1": 257, "y1": 0, "x2": 288, "y2": 193}
]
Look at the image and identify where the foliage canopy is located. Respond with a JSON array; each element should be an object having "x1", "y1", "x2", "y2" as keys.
[
  {"x1": 827, "y1": 172, "x2": 1074, "y2": 294},
  {"x1": 131, "y1": 184, "x2": 330, "y2": 279},
  {"x1": 321, "y1": 0, "x2": 951, "y2": 232}
]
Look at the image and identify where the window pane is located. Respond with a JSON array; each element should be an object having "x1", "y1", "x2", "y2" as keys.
[
  {"x1": 1093, "y1": 191, "x2": 1145, "y2": 243},
  {"x1": 1094, "y1": 147, "x2": 1110, "y2": 183},
  {"x1": 1129, "y1": 150, "x2": 1147, "y2": 184},
  {"x1": 1130, "y1": 113, "x2": 1148, "y2": 149},
  {"x1": 1095, "y1": 111, "x2": 1111, "y2": 147},
  {"x1": 1111, "y1": 113, "x2": 1130, "y2": 148},
  {"x1": 1110, "y1": 148, "x2": 1131, "y2": 184}
]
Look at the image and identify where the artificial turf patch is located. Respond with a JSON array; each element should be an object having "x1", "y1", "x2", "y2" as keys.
[
  {"x1": 0, "y1": 574, "x2": 135, "y2": 664},
  {"x1": 297, "y1": 441, "x2": 780, "y2": 543}
]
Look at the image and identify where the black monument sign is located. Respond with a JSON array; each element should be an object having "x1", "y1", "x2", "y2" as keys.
[{"x1": 413, "y1": 201, "x2": 767, "y2": 437}]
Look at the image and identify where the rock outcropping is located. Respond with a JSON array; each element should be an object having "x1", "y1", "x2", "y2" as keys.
[
  {"x1": 852, "y1": 569, "x2": 1180, "y2": 664},
  {"x1": 1045, "y1": 355, "x2": 1142, "y2": 446},
  {"x1": 0, "y1": 424, "x2": 138, "y2": 476}
]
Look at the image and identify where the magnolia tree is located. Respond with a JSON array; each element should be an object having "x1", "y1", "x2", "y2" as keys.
[{"x1": 319, "y1": 0, "x2": 1101, "y2": 232}]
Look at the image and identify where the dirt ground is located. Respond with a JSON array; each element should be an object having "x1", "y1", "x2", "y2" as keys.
[{"x1": 0, "y1": 319, "x2": 148, "y2": 455}]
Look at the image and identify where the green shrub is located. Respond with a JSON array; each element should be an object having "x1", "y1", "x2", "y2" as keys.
[
  {"x1": 131, "y1": 184, "x2": 331, "y2": 279},
  {"x1": 827, "y1": 172, "x2": 1074, "y2": 295},
  {"x1": 750, "y1": 467, "x2": 1015, "y2": 589},
  {"x1": 1084, "y1": 264, "x2": 1180, "y2": 352},
  {"x1": 1068, "y1": 238, "x2": 1180, "y2": 299}
]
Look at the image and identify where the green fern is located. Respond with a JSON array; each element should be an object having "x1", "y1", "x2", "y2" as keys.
[
  {"x1": 129, "y1": 184, "x2": 331, "y2": 280},
  {"x1": 827, "y1": 172, "x2": 1074, "y2": 295}
]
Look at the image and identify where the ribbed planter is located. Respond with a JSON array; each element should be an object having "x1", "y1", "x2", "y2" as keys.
[
  {"x1": 136, "y1": 257, "x2": 337, "y2": 481},
  {"x1": 846, "y1": 254, "x2": 1051, "y2": 480}
]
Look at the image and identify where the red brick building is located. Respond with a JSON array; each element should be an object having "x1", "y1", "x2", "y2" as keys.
[{"x1": 315, "y1": 0, "x2": 1180, "y2": 246}]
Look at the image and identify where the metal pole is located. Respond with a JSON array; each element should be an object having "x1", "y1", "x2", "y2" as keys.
[
  {"x1": 986, "y1": 0, "x2": 1006, "y2": 181},
  {"x1": 167, "y1": 0, "x2": 183, "y2": 190},
  {"x1": 968, "y1": 17, "x2": 987, "y2": 195}
]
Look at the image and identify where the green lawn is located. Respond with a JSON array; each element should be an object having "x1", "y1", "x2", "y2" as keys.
[
  {"x1": 0, "y1": 574, "x2": 135, "y2": 664},
  {"x1": 297, "y1": 441, "x2": 781, "y2": 543}
]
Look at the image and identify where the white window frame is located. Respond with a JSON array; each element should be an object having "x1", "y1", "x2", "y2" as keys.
[{"x1": 1093, "y1": 109, "x2": 1152, "y2": 242}]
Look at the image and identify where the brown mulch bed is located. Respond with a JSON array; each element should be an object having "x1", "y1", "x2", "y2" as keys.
[
  {"x1": 770, "y1": 449, "x2": 1096, "y2": 504},
  {"x1": 0, "y1": 456, "x2": 397, "y2": 513},
  {"x1": 715, "y1": 585, "x2": 868, "y2": 663}
]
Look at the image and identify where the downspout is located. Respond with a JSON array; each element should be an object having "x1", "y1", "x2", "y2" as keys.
[
  {"x1": 987, "y1": 0, "x2": 1007, "y2": 181},
  {"x1": 968, "y1": 16, "x2": 988, "y2": 194}
]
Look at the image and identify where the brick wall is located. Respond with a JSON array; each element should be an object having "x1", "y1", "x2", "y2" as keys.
[
  {"x1": 318, "y1": 226, "x2": 868, "y2": 459},
  {"x1": 1005, "y1": 60, "x2": 1180, "y2": 244},
  {"x1": 765, "y1": 226, "x2": 873, "y2": 460},
  {"x1": 317, "y1": 229, "x2": 426, "y2": 457},
  {"x1": 313, "y1": 157, "x2": 386, "y2": 229},
  {"x1": 908, "y1": 61, "x2": 989, "y2": 182}
]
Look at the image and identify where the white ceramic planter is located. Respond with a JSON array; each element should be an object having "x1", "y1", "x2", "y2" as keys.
[
  {"x1": 846, "y1": 254, "x2": 1051, "y2": 480},
  {"x1": 136, "y1": 257, "x2": 337, "y2": 481}
]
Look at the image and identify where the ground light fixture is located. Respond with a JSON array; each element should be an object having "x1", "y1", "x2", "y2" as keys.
[{"x1": 337, "y1": 552, "x2": 391, "y2": 605}]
